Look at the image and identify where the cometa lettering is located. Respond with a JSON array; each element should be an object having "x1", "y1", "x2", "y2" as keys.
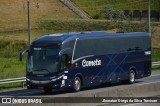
[{"x1": 82, "y1": 59, "x2": 101, "y2": 67}]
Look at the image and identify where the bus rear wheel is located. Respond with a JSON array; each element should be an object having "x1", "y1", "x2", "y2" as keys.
[
  {"x1": 73, "y1": 77, "x2": 81, "y2": 92},
  {"x1": 128, "y1": 70, "x2": 135, "y2": 84}
]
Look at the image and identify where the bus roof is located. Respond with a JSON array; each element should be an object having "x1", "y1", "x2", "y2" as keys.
[{"x1": 31, "y1": 32, "x2": 149, "y2": 47}]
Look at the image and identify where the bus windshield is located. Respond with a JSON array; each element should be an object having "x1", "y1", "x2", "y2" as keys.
[{"x1": 27, "y1": 48, "x2": 60, "y2": 75}]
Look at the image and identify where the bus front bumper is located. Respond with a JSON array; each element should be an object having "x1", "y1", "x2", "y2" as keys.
[
  {"x1": 26, "y1": 79, "x2": 60, "y2": 90},
  {"x1": 26, "y1": 78, "x2": 72, "y2": 90}
]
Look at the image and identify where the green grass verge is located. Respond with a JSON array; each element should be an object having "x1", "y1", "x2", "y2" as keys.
[
  {"x1": 0, "y1": 58, "x2": 26, "y2": 79},
  {"x1": 152, "y1": 48, "x2": 160, "y2": 62},
  {"x1": 152, "y1": 65, "x2": 160, "y2": 71},
  {"x1": 0, "y1": 82, "x2": 26, "y2": 91}
]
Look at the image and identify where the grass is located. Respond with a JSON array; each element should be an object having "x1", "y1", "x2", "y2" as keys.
[
  {"x1": 0, "y1": 58, "x2": 26, "y2": 79},
  {"x1": 0, "y1": 0, "x2": 79, "y2": 32},
  {"x1": 0, "y1": 83, "x2": 26, "y2": 91},
  {"x1": 152, "y1": 65, "x2": 160, "y2": 71},
  {"x1": 38, "y1": 19, "x2": 117, "y2": 31},
  {"x1": 71, "y1": 0, "x2": 160, "y2": 18},
  {"x1": 152, "y1": 48, "x2": 160, "y2": 62},
  {"x1": 0, "y1": 29, "x2": 67, "y2": 42},
  {"x1": 0, "y1": 38, "x2": 27, "y2": 79},
  {"x1": 151, "y1": 24, "x2": 160, "y2": 48}
]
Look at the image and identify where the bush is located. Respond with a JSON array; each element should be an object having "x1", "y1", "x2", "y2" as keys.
[
  {"x1": 119, "y1": 22, "x2": 148, "y2": 32},
  {"x1": 37, "y1": 19, "x2": 116, "y2": 31},
  {"x1": 103, "y1": 6, "x2": 126, "y2": 21},
  {"x1": 37, "y1": 19, "x2": 148, "y2": 32}
]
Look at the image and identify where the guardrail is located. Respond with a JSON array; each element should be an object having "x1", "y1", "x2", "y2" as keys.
[
  {"x1": 0, "y1": 62, "x2": 159, "y2": 88},
  {"x1": 152, "y1": 61, "x2": 160, "y2": 66},
  {"x1": 0, "y1": 77, "x2": 26, "y2": 88}
]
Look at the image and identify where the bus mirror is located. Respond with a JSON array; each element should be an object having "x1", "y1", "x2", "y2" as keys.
[{"x1": 20, "y1": 50, "x2": 28, "y2": 61}]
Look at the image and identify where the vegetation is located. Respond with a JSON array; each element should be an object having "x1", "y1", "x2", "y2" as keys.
[
  {"x1": 103, "y1": 6, "x2": 126, "y2": 21},
  {"x1": 152, "y1": 48, "x2": 160, "y2": 62},
  {"x1": 0, "y1": 0, "x2": 79, "y2": 32},
  {"x1": 152, "y1": 65, "x2": 160, "y2": 71},
  {"x1": 0, "y1": 39, "x2": 27, "y2": 79},
  {"x1": 71, "y1": 0, "x2": 160, "y2": 19},
  {"x1": 38, "y1": 19, "x2": 116, "y2": 31},
  {"x1": 0, "y1": 83, "x2": 26, "y2": 91}
]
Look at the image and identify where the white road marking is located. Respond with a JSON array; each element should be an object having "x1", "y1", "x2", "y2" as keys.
[
  {"x1": 122, "y1": 103, "x2": 160, "y2": 106},
  {"x1": 150, "y1": 74, "x2": 160, "y2": 77},
  {"x1": 135, "y1": 80, "x2": 160, "y2": 86},
  {"x1": 122, "y1": 103, "x2": 141, "y2": 106}
]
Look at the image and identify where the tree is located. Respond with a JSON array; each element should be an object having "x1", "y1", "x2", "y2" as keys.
[{"x1": 103, "y1": 6, "x2": 126, "y2": 22}]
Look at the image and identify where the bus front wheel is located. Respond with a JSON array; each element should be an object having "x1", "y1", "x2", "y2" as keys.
[
  {"x1": 73, "y1": 77, "x2": 81, "y2": 92},
  {"x1": 128, "y1": 70, "x2": 135, "y2": 84}
]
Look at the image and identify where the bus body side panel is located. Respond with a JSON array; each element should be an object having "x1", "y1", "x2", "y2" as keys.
[
  {"x1": 64, "y1": 32, "x2": 151, "y2": 88},
  {"x1": 67, "y1": 52, "x2": 151, "y2": 88}
]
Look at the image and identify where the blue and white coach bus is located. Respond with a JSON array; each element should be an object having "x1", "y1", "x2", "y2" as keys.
[{"x1": 20, "y1": 32, "x2": 151, "y2": 93}]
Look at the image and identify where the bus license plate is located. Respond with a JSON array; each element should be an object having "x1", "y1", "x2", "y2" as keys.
[{"x1": 38, "y1": 86, "x2": 44, "y2": 89}]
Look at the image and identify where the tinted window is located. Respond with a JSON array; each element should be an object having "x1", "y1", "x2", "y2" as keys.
[{"x1": 73, "y1": 35, "x2": 150, "y2": 60}]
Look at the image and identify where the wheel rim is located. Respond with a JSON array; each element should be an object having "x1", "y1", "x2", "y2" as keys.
[
  {"x1": 130, "y1": 72, "x2": 135, "y2": 83},
  {"x1": 74, "y1": 78, "x2": 80, "y2": 91}
]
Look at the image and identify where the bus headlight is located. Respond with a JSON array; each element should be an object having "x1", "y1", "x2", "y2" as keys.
[
  {"x1": 26, "y1": 78, "x2": 31, "y2": 81},
  {"x1": 51, "y1": 79, "x2": 56, "y2": 81}
]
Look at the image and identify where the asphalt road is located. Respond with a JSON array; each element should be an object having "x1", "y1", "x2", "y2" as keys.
[{"x1": 0, "y1": 72, "x2": 160, "y2": 97}]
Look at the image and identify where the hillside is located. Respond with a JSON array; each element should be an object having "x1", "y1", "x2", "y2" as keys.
[
  {"x1": 71, "y1": 0, "x2": 160, "y2": 18},
  {"x1": 0, "y1": 0, "x2": 79, "y2": 32}
]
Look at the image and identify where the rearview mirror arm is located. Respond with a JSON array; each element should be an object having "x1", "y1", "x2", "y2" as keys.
[{"x1": 20, "y1": 50, "x2": 29, "y2": 61}]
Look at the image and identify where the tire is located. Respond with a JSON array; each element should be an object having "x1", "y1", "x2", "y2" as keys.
[
  {"x1": 128, "y1": 70, "x2": 135, "y2": 84},
  {"x1": 44, "y1": 88, "x2": 52, "y2": 94},
  {"x1": 73, "y1": 77, "x2": 81, "y2": 92}
]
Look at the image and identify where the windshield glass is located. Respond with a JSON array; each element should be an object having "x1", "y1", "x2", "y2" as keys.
[{"x1": 27, "y1": 48, "x2": 59, "y2": 74}]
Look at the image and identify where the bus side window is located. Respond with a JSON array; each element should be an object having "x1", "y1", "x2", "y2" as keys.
[{"x1": 61, "y1": 54, "x2": 71, "y2": 70}]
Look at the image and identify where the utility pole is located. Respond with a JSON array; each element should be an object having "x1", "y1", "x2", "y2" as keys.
[
  {"x1": 28, "y1": 0, "x2": 31, "y2": 46},
  {"x1": 148, "y1": 0, "x2": 151, "y2": 35}
]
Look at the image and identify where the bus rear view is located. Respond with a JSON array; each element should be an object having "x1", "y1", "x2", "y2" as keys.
[{"x1": 20, "y1": 32, "x2": 151, "y2": 93}]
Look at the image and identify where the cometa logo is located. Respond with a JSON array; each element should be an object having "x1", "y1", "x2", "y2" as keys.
[{"x1": 82, "y1": 59, "x2": 101, "y2": 67}]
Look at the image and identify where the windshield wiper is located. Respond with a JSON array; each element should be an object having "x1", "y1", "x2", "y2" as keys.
[{"x1": 33, "y1": 69, "x2": 52, "y2": 74}]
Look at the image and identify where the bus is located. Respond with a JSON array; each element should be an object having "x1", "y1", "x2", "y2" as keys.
[{"x1": 20, "y1": 32, "x2": 151, "y2": 93}]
